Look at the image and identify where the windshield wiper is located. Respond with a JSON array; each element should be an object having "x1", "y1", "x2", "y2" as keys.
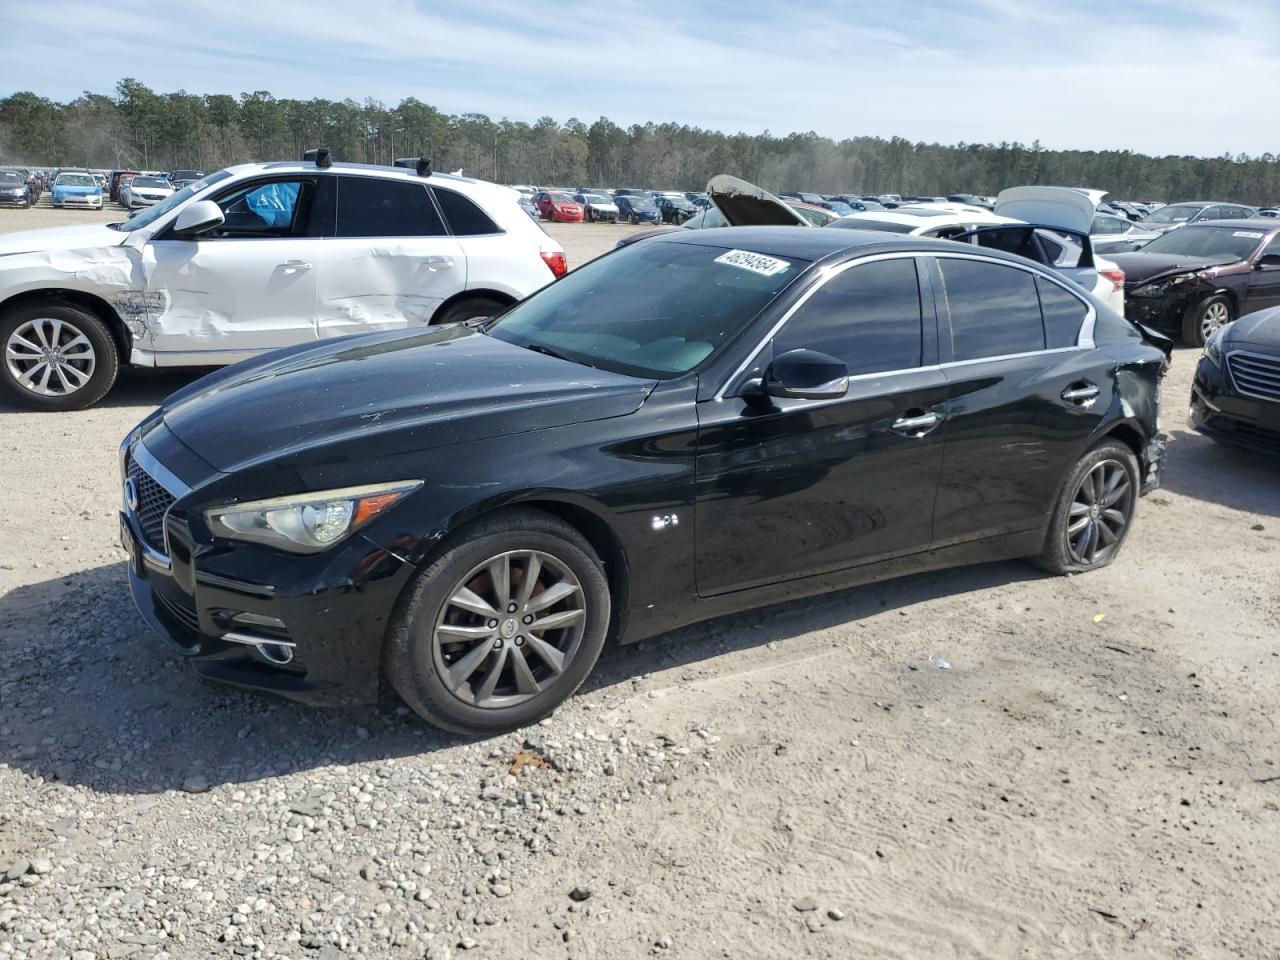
[{"x1": 524, "y1": 343, "x2": 599, "y2": 370}]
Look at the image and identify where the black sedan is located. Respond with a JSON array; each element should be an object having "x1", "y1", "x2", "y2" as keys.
[
  {"x1": 0, "y1": 171, "x2": 32, "y2": 208},
  {"x1": 120, "y1": 228, "x2": 1169, "y2": 734},
  {"x1": 1110, "y1": 220, "x2": 1280, "y2": 346},
  {"x1": 1191, "y1": 306, "x2": 1280, "y2": 453}
]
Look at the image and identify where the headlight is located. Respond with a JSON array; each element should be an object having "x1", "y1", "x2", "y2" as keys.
[
  {"x1": 1203, "y1": 326, "x2": 1226, "y2": 367},
  {"x1": 1132, "y1": 274, "x2": 1193, "y2": 299},
  {"x1": 205, "y1": 480, "x2": 422, "y2": 553}
]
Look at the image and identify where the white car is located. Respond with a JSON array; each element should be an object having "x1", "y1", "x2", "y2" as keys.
[
  {"x1": 839, "y1": 186, "x2": 1126, "y2": 314},
  {"x1": 0, "y1": 156, "x2": 567, "y2": 410},
  {"x1": 121, "y1": 175, "x2": 175, "y2": 209}
]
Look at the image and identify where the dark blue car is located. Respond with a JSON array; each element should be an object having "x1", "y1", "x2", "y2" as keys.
[{"x1": 615, "y1": 196, "x2": 661, "y2": 225}]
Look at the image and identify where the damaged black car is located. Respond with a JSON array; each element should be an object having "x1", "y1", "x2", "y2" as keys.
[
  {"x1": 120, "y1": 227, "x2": 1169, "y2": 735},
  {"x1": 1109, "y1": 220, "x2": 1280, "y2": 346}
]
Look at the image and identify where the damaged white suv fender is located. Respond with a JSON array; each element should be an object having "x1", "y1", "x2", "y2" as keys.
[{"x1": 0, "y1": 158, "x2": 566, "y2": 410}]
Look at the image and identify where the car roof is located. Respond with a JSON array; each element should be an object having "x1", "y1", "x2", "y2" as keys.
[
  {"x1": 234, "y1": 160, "x2": 478, "y2": 186},
  {"x1": 644, "y1": 224, "x2": 1038, "y2": 266}
]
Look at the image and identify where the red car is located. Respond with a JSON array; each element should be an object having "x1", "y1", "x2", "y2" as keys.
[{"x1": 534, "y1": 191, "x2": 584, "y2": 223}]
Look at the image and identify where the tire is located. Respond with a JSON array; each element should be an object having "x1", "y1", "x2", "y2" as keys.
[
  {"x1": 1034, "y1": 439, "x2": 1140, "y2": 575},
  {"x1": 0, "y1": 301, "x2": 119, "y2": 411},
  {"x1": 433, "y1": 296, "x2": 508, "y2": 326},
  {"x1": 630, "y1": 213, "x2": 639, "y2": 225},
  {"x1": 384, "y1": 508, "x2": 611, "y2": 735},
  {"x1": 1181, "y1": 294, "x2": 1232, "y2": 347}
]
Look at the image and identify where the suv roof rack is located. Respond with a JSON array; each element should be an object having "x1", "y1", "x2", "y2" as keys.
[
  {"x1": 303, "y1": 147, "x2": 332, "y2": 168},
  {"x1": 393, "y1": 156, "x2": 432, "y2": 177}
]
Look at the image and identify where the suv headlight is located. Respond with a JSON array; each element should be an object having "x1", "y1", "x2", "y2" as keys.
[
  {"x1": 1203, "y1": 326, "x2": 1226, "y2": 368},
  {"x1": 206, "y1": 481, "x2": 422, "y2": 553}
]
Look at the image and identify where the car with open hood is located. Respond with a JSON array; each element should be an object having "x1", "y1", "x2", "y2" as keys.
[
  {"x1": 119, "y1": 225, "x2": 1169, "y2": 734},
  {"x1": 0, "y1": 155, "x2": 566, "y2": 410},
  {"x1": 1191, "y1": 305, "x2": 1280, "y2": 453},
  {"x1": 1108, "y1": 220, "x2": 1280, "y2": 345}
]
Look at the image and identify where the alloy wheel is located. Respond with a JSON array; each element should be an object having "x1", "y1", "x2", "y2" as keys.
[
  {"x1": 1066, "y1": 459, "x2": 1132, "y2": 565},
  {"x1": 5, "y1": 317, "x2": 96, "y2": 397},
  {"x1": 432, "y1": 550, "x2": 586, "y2": 709},
  {"x1": 1200, "y1": 300, "x2": 1230, "y2": 341}
]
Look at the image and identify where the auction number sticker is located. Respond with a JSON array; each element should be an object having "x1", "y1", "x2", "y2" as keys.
[
  {"x1": 714, "y1": 249, "x2": 791, "y2": 276},
  {"x1": 1233, "y1": 231, "x2": 1264, "y2": 239}
]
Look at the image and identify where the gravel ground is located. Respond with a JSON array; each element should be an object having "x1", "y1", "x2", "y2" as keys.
[{"x1": 1, "y1": 196, "x2": 1278, "y2": 960}]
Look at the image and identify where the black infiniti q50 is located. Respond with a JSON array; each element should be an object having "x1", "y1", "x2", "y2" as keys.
[{"x1": 120, "y1": 227, "x2": 1170, "y2": 734}]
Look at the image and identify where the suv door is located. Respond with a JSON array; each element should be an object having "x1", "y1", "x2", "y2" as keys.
[
  {"x1": 694, "y1": 255, "x2": 949, "y2": 595},
  {"x1": 316, "y1": 175, "x2": 465, "y2": 339},
  {"x1": 146, "y1": 175, "x2": 324, "y2": 362},
  {"x1": 928, "y1": 255, "x2": 1111, "y2": 546}
]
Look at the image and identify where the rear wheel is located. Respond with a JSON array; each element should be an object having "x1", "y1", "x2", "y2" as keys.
[
  {"x1": 384, "y1": 509, "x2": 611, "y2": 735},
  {"x1": 0, "y1": 302, "x2": 119, "y2": 410},
  {"x1": 1181, "y1": 295, "x2": 1232, "y2": 347},
  {"x1": 433, "y1": 296, "x2": 508, "y2": 326},
  {"x1": 1034, "y1": 440, "x2": 1139, "y2": 574}
]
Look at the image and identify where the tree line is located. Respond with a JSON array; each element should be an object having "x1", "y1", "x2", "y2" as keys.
[{"x1": 1, "y1": 79, "x2": 1278, "y2": 204}]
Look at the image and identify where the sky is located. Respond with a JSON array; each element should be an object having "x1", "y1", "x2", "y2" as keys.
[{"x1": 2, "y1": 0, "x2": 1278, "y2": 158}]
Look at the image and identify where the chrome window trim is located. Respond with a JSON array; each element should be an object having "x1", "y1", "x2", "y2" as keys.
[
  {"x1": 714, "y1": 249, "x2": 1097, "y2": 401},
  {"x1": 1224, "y1": 349, "x2": 1280, "y2": 403}
]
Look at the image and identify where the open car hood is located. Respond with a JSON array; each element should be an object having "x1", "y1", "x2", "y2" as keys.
[
  {"x1": 994, "y1": 186, "x2": 1100, "y2": 235},
  {"x1": 706, "y1": 175, "x2": 809, "y2": 227}
]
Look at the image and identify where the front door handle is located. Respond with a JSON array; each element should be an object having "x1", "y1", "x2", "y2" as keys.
[
  {"x1": 1061, "y1": 382, "x2": 1100, "y2": 405},
  {"x1": 279, "y1": 260, "x2": 312, "y2": 273},
  {"x1": 424, "y1": 256, "x2": 454, "y2": 270},
  {"x1": 890, "y1": 411, "x2": 943, "y2": 437}
]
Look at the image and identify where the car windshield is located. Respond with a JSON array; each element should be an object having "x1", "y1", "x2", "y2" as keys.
[
  {"x1": 1137, "y1": 225, "x2": 1267, "y2": 261},
  {"x1": 0, "y1": 173, "x2": 22, "y2": 185},
  {"x1": 550, "y1": 192, "x2": 574, "y2": 202},
  {"x1": 111, "y1": 169, "x2": 234, "y2": 232},
  {"x1": 171, "y1": 170, "x2": 200, "y2": 179},
  {"x1": 488, "y1": 238, "x2": 808, "y2": 378},
  {"x1": 823, "y1": 201, "x2": 854, "y2": 216},
  {"x1": 583, "y1": 194, "x2": 609, "y2": 203},
  {"x1": 1142, "y1": 204, "x2": 1201, "y2": 225},
  {"x1": 57, "y1": 174, "x2": 95, "y2": 187},
  {"x1": 132, "y1": 177, "x2": 168, "y2": 188}
]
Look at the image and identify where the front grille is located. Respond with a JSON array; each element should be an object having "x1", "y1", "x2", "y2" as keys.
[
  {"x1": 1233, "y1": 420, "x2": 1280, "y2": 450},
  {"x1": 127, "y1": 454, "x2": 177, "y2": 553},
  {"x1": 1228, "y1": 352, "x2": 1280, "y2": 402}
]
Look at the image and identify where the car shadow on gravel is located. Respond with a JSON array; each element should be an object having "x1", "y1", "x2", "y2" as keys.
[
  {"x1": 0, "y1": 367, "x2": 209, "y2": 413},
  {"x1": 0, "y1": 555, "x2": 1039, "y2": 797},
  {"x1": 1160, "y1": 426, "x2": 1280, "y2": 518}
]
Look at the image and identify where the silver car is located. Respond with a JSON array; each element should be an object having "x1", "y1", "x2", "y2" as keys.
[{"x1": 122, "y1": 176, "x2": 175, "y2": 209}]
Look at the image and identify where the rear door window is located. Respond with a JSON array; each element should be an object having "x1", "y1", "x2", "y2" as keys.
[
  {"x1": 1036, "y1": 277, "x2": 1089, "y2": 349},
  {"x1": 774, "y1": 258, "x2": 923, "y2": 376},
  {"x1": 937, "y1": 258, "x2": 1046, "y2": 361},
  {"x1": 335, "y1": 176, "x2": 445, "y2": 238}
]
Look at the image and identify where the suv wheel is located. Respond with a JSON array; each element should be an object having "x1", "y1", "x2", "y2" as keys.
[
  {"x1": 1182, "y1": 295, "x2": 1232, "y2": 347},
  {"x1": 1034, "y1": 439, "x2": 1139, "y2": 575},
  {"x1": 0, "y1": 302, "x2": 119, "y2": 410},
  {"x1": 433, "y1": 297, "x2": 508, "y2": 326},
  {"x1": 385, "y1": 508, "x2": 611, "y2": 734}
]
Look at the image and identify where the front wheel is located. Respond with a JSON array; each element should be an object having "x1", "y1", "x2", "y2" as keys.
[
  {"x1": 1034, "y1": 440, "x2": 1140, "y2": 575},
  {"x1": 433, "y1": 296, "x2": 508, "y2": 326},
  {"x1": 384, "y1": 508, "x2": 611, "y2": 735},
  {"x1": 1182, "y1": 295, "x2": 1232, "y2": 347},
  {"x1": 0, "y1": 302, "x2": 119, "y2": 410}
]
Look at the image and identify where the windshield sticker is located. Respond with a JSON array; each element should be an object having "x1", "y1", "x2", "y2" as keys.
[
  {"x1": 714, "y1": 249, "x2": 791, "y2": 276},
  {"x1": 1233, "y1": 231, "x2": 1264, "y2": 239}
]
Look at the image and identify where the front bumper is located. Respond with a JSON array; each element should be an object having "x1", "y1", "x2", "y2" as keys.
[
  {"x1": 1123, "y1": 290, "x2": 1195, "y2": 336},
  {"x1": 54, "y1": 195, "x2": 103, "y2": 208},
  {"x1": 0, "y1": 194, "x2": 29, "y2": 207},
  {"x1": 1189, "y1": 355, "x2": 1280, "y2": 453},
  {"x1": 120, "y1": 457, "x2": 419, "y2": 707}
]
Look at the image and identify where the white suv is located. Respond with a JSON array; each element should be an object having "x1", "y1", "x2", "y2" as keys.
[{"x1": 0, "y1": 155, "x2": 567, "y2": 410}]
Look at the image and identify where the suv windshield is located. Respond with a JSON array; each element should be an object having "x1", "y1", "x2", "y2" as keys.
[
  {"x1": 112, "y1": 169, "x2": 234, "y2": 232},
  {"x1": 1138, "y1": 225, "x2": 1268, "y2": 261},
  {"x1": 488, "y1": 239, "x2": 808, "y2": 378},
  {"x1": 1142, "y1": 204, "x2": 1201, "y2": 225}
]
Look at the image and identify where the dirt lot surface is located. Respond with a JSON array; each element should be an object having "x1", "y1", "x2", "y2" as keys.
[{"x1": 1, "y1": 197, "x2": 1278, "y2": 960}]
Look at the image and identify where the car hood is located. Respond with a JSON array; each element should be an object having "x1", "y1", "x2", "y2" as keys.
[
  {"x1": 1105, "y1": 252, "x2": 1239, "y2": 285},
  {"x1": 161, "y1": 325, "x2": 656, "y2": 473},
  {"x1": 0, "y1": 223, "x2": 125, "y2": 256},
  {"x1": 706, "y1": 174, "x2": 809, "y2": 227},
  {"x1": 1226, "y1": 306, "x2": 1280, "y2": 349},
  {"x1": 994, "y1": 186, "x2": 1099, "y2": 234}
]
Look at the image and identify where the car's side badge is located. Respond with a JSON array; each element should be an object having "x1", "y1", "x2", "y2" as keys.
[{"x1": 651, "y1": 514, "x2": 679, "y2": 531}]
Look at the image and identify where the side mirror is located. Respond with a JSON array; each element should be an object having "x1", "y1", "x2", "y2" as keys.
[
  {"x1": 172, "y1": 199, "x2": 224, "y2": 237},
  {"x1": 1256, "y1": 253, "x2": 1280, "y2": 269},
  {"x1": 762, "y1": 349, "x2": 849, "y2": 401}
]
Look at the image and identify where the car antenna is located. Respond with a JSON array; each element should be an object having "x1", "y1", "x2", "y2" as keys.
[{"x1": 303, "y1": 147, "x2": 332, "y2": 168}]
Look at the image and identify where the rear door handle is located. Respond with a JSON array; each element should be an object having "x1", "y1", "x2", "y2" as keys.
[
  {"x1": 890, "y1": 411, "x2": 943, "y2": 436},
  {"x1": 279, "y1": 260, "x2": 312, "y2": 273},
  {"x1": 1061, "y1": 382, "x2": 1100, "y2": 405}
]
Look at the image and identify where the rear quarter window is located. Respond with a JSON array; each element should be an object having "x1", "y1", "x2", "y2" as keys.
[
  {"x1": 434, "y1": 188, "x2": 501, "y2": 235},
  {"x1": 1036, "y1": 277, "x2": 1089, "y2": 348}
]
